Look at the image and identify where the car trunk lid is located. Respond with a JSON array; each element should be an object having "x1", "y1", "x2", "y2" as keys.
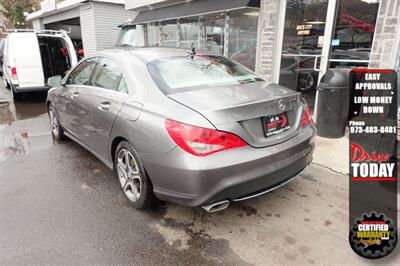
[{"x1": 168, "y1": 81, "x2": 303, "y2": 148}]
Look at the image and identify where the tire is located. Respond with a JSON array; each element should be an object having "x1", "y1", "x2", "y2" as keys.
[
  {"x1": 3, "y1": 77, "x2": 10, "y2": 89},
  {"x1": 48, "y1": 104, "x2": 65, "y2": 140},
  {"x1": 115, "y1": 141, "x2": 157, "y2": 209},
  {"x1": 297, "y1": 72, "x2": 317, "y2": 92},
  {"x1": 11, "y1": 85, "x2": 22, "y2": 101}
]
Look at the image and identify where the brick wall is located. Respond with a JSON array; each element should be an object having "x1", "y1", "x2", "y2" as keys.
[
  {"x1": 369, "y1": 0, "x2": 400, "y2": 68},
  {"x1": 256, "y1": 0, "x2": 281, "y2": 82}
]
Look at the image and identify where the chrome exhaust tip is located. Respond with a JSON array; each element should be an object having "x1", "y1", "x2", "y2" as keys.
[{"x1": 202, "y1": 200, "x2": 230, "y2": 213}]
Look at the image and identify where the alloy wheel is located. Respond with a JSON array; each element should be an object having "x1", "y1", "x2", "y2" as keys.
[
  {"x1": 49, "y1": 107, "x2": 59, "y2": 137},
  {"x1": 298, "y1": 73, "x2": 315, "y2": 91},
  {"x1": 117, "y1": 149, "x2": 142, "y2": 202}
]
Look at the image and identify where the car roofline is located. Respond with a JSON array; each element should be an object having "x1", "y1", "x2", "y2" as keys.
[{"x1": 107, "y1": 46, "x2": 219, "y2": 63}]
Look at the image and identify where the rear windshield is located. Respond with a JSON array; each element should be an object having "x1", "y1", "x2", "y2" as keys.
[{"x1": 148, "y1": 55, "x2": 263, "y2": 94}]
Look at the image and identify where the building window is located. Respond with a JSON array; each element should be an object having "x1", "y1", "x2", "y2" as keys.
[
  {"x1": 278, "y1": 0, "x2": 380, "y2": 110},
  {"x1": 147, "y1": 22, "x2": 160, "y2": 46},
  {"x1": 329, "y1": 0, "x2": 380, "y2": 68},
  {"x1": 179, "y1": 17, "x2": 199, "y2": 49},
  {"x1": 161, "y1": 19, "x2": 178, "y2": 47},
  {"x1": 228, "y1": 9, "x2": 259, "y2": 71},
  {"x1": 201, "y1": 12, "x2": 225, "y2": 55},
  {"x1": 143, "y1": 10, "x2": 260, "y2": 71}
]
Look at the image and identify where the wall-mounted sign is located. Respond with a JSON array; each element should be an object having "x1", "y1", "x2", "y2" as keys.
[
  {"x1": 296, "y1": 24, "x2": 312, "y2": 35},
  {"x1": 41, "y1": 0, "x2": 57, "y2": 12}
]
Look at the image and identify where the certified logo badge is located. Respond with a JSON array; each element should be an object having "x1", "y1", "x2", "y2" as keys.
[
  {"x1": 277, "y1": 99, "x2": 286, "y2": 111},
  {"x1": 349, "y1": 212, "x2": 397, "y2": 259}
]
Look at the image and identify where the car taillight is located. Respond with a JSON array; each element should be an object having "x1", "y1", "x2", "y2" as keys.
[
  {"x1": 301, "y1": 104, "x2": 312, "y2": 128},
  {"x1": 11, "y1": 67, "x2": 17, "y2": 80},
  {"x1": 165, "y1": 119, "x2": 247, "y2": 156}
]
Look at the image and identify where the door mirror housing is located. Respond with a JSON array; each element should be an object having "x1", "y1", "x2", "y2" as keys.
[{"x1": 47, "y1": 75, "x2": 63, "y2": 88}]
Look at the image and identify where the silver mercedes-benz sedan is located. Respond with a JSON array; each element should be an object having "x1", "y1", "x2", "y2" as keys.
[{"x1": 46, "y1": 47, "x2": 316, "y2": 212}]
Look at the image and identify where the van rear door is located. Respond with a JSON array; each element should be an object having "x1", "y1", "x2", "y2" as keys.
[
  {"x1": 61, "y1": 33, "x2": 78, "y2": 68},
  {"x1": 12, "y1": 32, "x2": 45, "y2": 88},
  {"x1": 38, "y1": 32, "x2": 78, "y2": 78},
  {"x1": 39, "y1": 32, "x2": 78, "y2": 66}
]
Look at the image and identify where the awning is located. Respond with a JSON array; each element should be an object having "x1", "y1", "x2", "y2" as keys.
[{"x1": 132, "y1": 0, "x2": 260, "y2": 24}]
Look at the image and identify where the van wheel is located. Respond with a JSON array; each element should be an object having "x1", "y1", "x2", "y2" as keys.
[
  {"x1": 11, "y1": 85, "x2": 22, "y2": 101},
  {"x1": 115, "y1": 141, "x2": 158, "y2": 209},
  {"x1": 48, "y1": 104, "x2": 65, "y2": 140},
  {"x1": 3, "y1": 77, "x2": 10, "y2": 89}
]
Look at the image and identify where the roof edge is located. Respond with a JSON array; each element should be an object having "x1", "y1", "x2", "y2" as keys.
[{"x1": 26, "y1": 0, "x2": 126, "y2": 21}]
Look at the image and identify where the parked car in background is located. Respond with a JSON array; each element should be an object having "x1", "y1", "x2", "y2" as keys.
[
  {"x1": 0, "y1": 39, "x2": 4, "y2": 76},
  {"x1": 280, "y1": 50, "x2": 369, "y2": 92},
  {"x1": 46, "y1": 47, "x2": 315, "y2": 212},
  {"x1": 2, "y1": 29, "x2": 77, "y2": 100},
  {"x1": 116, "y1": 24, "x2": 138, "y2": 46}
]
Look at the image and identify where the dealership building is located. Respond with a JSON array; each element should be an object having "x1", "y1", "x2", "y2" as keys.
[
  {"x1": 28, "y1": 0, "x2": 400, "y2": 100},
  {"x1": 120, "y1": 0, "x2": 399, "y2": 99}
]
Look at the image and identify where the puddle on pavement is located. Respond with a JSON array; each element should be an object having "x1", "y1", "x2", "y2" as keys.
[
  {"x1": 0, "y1": 92, "x2": 53, "y2": 162},
  {"x1": 0, "y1": 92, "x2": 48, "y2": 123}
]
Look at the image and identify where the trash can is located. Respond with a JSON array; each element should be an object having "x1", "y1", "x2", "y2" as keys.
[{"x1": 314, "y1": 69, "x2": 349, "y2": 138}]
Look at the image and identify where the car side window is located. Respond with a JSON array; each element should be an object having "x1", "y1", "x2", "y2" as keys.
[
  {"x1": 91, "y1": 58, "x2": 128, "y2": 93},
  {"x1": 67, "y1": 58, "x2": 97, "y2": 85}
]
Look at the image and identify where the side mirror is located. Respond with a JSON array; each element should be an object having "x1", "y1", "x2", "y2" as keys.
[{"x1": 47, "y1": 75, "x2": 63, "y2": 88}]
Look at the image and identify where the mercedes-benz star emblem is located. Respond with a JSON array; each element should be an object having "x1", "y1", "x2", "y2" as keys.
[{"x1": 278, "y1": 100, "x2": 286, "y2": 111}]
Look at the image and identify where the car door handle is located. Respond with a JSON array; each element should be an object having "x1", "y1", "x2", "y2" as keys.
[
  {"x1": 70, "y1": 92, "x2": 80, "y2": 99},
  {"x1": 98, "y1": 101, "x2": 111, "y2": 111}
]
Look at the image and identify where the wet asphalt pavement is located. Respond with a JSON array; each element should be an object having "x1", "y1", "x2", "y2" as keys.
[{"x1": 0, "y1": 81, "x2": 399, "y2": 265}]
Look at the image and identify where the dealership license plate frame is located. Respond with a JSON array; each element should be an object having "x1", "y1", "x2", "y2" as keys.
[{"x1": 263, "y1": 112, "x2": 290, "y2": 137}]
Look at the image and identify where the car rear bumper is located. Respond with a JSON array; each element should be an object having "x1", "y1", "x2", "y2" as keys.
[
  {"x1": 140, "y1": 126, "x2": 316, "y2": 207},
  {"x1": 13, "y1": 84, "x2": 49, "y2": 92}
]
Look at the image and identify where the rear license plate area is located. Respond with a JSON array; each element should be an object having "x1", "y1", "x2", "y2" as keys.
[{"x1": 263, "y1": 112, "x2": 290, "y2": 137}]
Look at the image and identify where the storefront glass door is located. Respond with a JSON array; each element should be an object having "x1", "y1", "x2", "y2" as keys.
[
  {"x1": 329, "y1": 0, "x2": 380, "y2": 69},
  {"x1": 279, "y1": 0, "x2": 380, "y2": 108},
  {"x1": 279, "y1": 0, "x2": 330, "y2": 107}
]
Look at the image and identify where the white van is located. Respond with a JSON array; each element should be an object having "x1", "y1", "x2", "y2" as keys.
[{"x1": 2, "y1": 30, "x2": 78, "y2": 100}]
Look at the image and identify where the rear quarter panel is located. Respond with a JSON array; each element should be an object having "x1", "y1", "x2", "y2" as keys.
[{"x1": 107, "y1": 54, "x2": 215, "y2": 161}]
